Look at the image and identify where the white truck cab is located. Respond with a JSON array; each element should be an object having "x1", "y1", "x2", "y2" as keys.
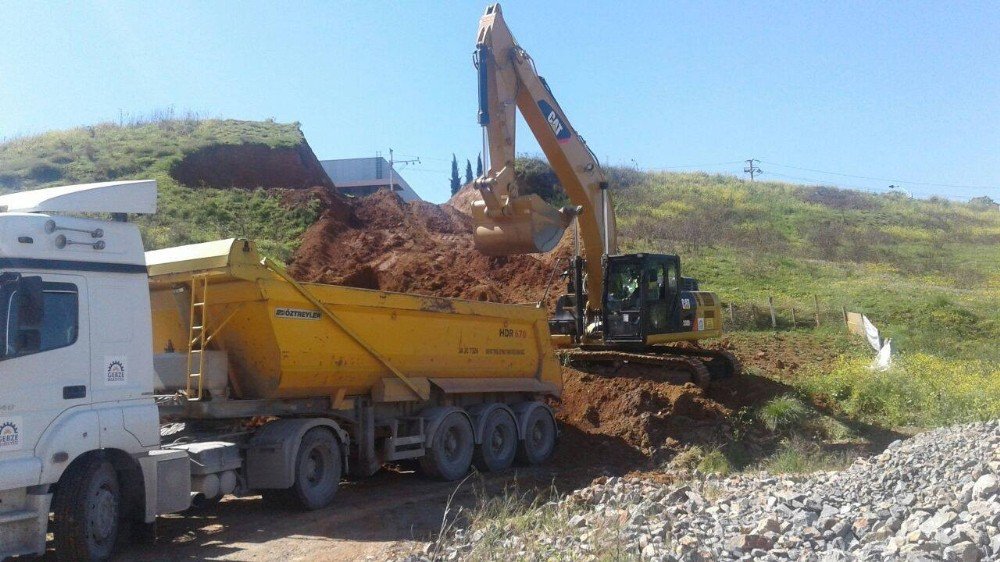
[{"x1": 0, "y1": 181, "x2": 188, "y2": 560}]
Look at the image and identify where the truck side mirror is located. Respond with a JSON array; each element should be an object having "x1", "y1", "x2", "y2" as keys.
[{"x1": 17, "y1": 276, "x2": 45, "y2": 328}]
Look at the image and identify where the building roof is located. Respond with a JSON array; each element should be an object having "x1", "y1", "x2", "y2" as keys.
[{"x1": 320, "y1": 157, "x2": 421, "y2": 202}]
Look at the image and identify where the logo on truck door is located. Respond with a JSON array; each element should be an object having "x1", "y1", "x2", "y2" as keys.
[
  {"x1": 105, "y1": 356, "x2": 128, "y2": 385},
  {"x1": 0, "y1": 418, "x2": 22, "y2": 451},
  {"x1": 537, "y1": 100, "x2": 571, "y2": 144}
]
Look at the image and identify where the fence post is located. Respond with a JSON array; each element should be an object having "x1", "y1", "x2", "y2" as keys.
[
  {"x1": 814, "y1": 294, "x2": 821, "y2": 327},
  {"x1": 842, "y1": 306, "x2": 849, "y2": 329},
  {"x1": 768, "y1": 296, "x2": 777, "y2": 329},
  {"x1": 728, "y1": 302, "x2": 735, "y2": 325}
]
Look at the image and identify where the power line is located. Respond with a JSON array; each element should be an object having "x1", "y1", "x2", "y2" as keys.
[
  {"x1": 653, "y1": 160, "x2": 745, "y2": 170},
  {"x1": 759, "y1": 159, "x2": 997, "y2": 191}
]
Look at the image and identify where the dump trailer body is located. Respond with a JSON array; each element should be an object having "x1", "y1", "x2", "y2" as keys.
[{"x1": 146, "y1": 239, "x2": 562, "y2": 402}]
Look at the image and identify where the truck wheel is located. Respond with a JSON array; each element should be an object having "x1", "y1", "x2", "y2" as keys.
[
  {"x1": 288, "y1": 428, "x2": 342, "y2": 510},
  {"x1": 473, "y1": 409, "x2": 518, "y2": 472},
  {"x1": 52, "y1": 457, "x2": 122, "y2": 562},
  {"x1": 420, "y1": 412, "x2": 474, "y2": 481},
  {"x1": 516, "y1": 407, "x2": 557, "y2": 465}
]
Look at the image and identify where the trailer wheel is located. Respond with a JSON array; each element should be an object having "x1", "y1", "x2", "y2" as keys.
[
  {"x1": 420, "y1": 412, "x2": 474, "y2": 481},
  {"x1": 52, "y1": 456, "x2": 122, "y2": 561},
  {"x1": 516, "y1": 407, "x2": 557, "y2": 465},
  {"x1": 289, "y1": 428, "x2": 342, "y2": 510},
  {"x1": 473, "y1": 409, "x2": 518, "y2": 472}
]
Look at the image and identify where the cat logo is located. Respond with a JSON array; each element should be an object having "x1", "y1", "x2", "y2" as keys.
[
  {"x1": 0, "y1": 419, "x2": 21, "y2": 451},
  {"x1": 537, "y1": 100, "x2": 572, "y2": 144}
]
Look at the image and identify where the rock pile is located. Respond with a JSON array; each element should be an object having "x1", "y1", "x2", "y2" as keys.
[{"x1": 431, "y1": 420, "x2": 1000, "y2": 561}]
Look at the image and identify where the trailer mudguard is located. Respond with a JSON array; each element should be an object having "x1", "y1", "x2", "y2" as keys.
[{"x1": 246, "y1": 418, "x2": 349, "y2": 489}]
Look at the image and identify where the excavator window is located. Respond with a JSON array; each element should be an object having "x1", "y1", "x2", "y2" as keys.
[{"x1": 605, "y1": 262, "x2": 643, "y2": 340}]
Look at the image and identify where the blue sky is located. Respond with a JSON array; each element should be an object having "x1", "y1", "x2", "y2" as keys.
[{"x1": 2, "y1": 1, "x2": 997, "y2": 203}]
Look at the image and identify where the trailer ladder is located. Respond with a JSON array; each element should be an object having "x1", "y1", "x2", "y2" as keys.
[{"x1": 185, "y1": 273, "x2": 243, "y2": 401}]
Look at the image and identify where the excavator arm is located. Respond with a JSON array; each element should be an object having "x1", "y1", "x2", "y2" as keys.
[{"x1": 472, "y1": 3, "x2": 616, "y2": 310}]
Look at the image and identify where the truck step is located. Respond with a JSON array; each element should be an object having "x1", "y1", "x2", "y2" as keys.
[
  {"x1": 388, "y1": 435, "x2": 424, "y2": 447},
  {"x1": 0, "y1": 509, "x2": 39, "y2": 524},
  {"x1": 386, "y1": 448, "x2": 425, "y2": 461}
]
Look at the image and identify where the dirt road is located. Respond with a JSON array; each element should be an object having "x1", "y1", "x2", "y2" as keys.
[{"x1": 37, "y1": 467, "x2": 562, "y2": 562}]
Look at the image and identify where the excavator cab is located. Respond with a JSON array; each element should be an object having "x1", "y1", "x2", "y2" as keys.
[{"x1": 602, "y1": 254, "x2": 683, "y2": 344}]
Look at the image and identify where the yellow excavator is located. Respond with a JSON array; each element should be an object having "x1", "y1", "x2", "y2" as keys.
[{"x1": 471, "y1": 4, "x2": 739, "y2": 384}]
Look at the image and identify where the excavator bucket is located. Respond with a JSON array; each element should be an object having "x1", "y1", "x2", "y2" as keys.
[{"x1": 472, "y1": 194, "x2": 569, "y2": 255}]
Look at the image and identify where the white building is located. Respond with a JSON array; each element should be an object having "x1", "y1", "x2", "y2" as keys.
[{"x1": 320, "y1": 157, "x2": 422, "y2": 202}]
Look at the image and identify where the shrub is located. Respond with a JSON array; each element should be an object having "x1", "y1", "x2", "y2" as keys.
[{"x1": 758, "y1": 395, "x2": 810, "y2": 433}]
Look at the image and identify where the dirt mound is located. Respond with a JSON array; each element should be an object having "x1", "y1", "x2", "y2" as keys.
[
  {"x1": 287, "y1": 189, "x2": 572, "y2": 305},
  {"x1": 557, "y1": 364, "x2": 732, "y2": 457},
  {"x1": 445, "y1": 182, "x2": 480, "y2": 214},
  {"x1": 171, "y1": 141, "x2": 334, "y2": 190}
]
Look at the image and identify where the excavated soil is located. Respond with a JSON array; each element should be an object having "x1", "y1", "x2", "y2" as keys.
[{"x1": 287, "y1": 189, "x2": 573, "y2": 307}]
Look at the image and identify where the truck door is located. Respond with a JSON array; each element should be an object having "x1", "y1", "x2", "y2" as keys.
[{"x1": 0, "y1": 273, "x2": 90, "y2": 464}]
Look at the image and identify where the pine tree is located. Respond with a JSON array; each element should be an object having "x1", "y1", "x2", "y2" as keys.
[
  {"x1": 450, "y1": 154, "x2": 461, "y2": 196},
  {"x1": 477, "y1": 154, "x2": 484, "y2": 176},
  {"x1": 465, "y1": 159, "x2": 474, "y2": 184}
]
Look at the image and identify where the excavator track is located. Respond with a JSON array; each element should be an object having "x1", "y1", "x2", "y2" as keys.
[
  {"x1": 648, "y1": 346, "x2": 743, "y2": 380},
  {"x1": 562, "y1": 350, "x2": 713, "y2": 388}
]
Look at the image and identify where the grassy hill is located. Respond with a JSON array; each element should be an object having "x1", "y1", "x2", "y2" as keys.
[{"x1": 0, "y1": 118, "x2": 323, "y2": 260}]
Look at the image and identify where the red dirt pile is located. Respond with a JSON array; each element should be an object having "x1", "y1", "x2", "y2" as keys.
[{"x1": 287, "y1": 189, "x2": 572, "y2": 306}]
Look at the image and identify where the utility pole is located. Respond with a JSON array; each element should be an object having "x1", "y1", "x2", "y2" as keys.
[
  {"x1": 744, "y1": 158, "x2": 762, "y2": 182},
  {"x1": 386, "y1": 148, "x2": 420, "y2": 194}
]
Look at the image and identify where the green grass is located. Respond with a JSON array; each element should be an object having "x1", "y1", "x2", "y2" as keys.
[
  {"x1": 757, "y1": 395, "x2": 810, "y2": 433},
  {"x1": 756, "y1": 437, "x2": 852, "y2": 474},
  {"x1": 801, "y1": 353, "x2": 1000, "y2": 428},
  {"x1": 137, "y1": 172, "x2": 321, "y2": 261}
]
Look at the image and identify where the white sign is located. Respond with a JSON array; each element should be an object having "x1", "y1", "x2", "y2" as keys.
[
  {"x1": 105, "y1": 355, "x2": 128, "y2": 385},
  {"x1": 0, "y1": 417, "x2": 23, "y2": 451}
]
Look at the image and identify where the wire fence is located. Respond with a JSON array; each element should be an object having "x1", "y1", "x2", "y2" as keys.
[{"x1": 721, "y1": 295, "x2": 852, "y2": 332}]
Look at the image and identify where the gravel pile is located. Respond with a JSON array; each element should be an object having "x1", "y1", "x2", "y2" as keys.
[{"x1": 431, "y1": 420, "x2": 1000, "y2": 561}]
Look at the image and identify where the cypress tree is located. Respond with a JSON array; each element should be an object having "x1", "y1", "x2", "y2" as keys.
[{"x1": 450, "y1": 154, "x2": 461, "y2": 196}]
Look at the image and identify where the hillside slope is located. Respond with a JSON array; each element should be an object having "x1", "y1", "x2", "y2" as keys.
[
  {"x1": 452, "y1": 160, "x2": 999, "y2": 366},
  {"x1": 0, "y1": 118, "x2": 329, "y2": 260}
]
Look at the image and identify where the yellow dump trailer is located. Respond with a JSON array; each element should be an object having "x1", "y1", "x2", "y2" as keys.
[{"x1": 146, "y1": 238, "x2": 562, "y2": 483}]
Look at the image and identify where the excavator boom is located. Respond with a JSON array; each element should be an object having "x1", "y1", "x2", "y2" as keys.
[
  {"x1": 470, "y1": 4, "x2": 732, "y2": 381},
  {"x1": 473, "y1": 3, "x2": 615, "y2": 308}
]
